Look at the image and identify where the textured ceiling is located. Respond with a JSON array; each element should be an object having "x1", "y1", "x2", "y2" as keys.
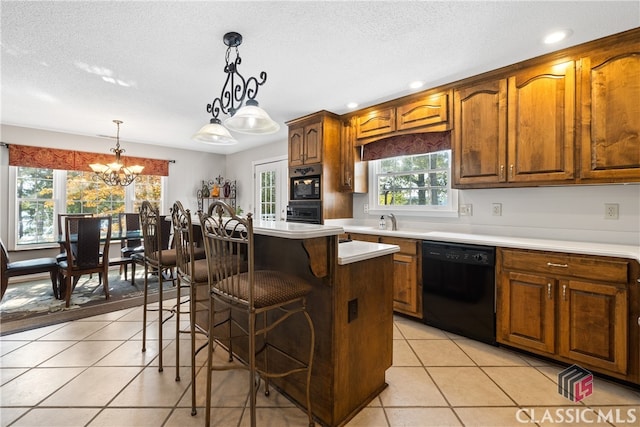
[{"x1": 1, "y1": 1, "x2": 638, "y2": 155}]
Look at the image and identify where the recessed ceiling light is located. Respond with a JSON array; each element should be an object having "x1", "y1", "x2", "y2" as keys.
[
  {"x1": 346, "y1": 102, "x2": 359, "y2": 109},
  {"x1": 409, "y1": 81, "x2": 424, "y2": 89},
  {"x1": 544, "y1": 29, "x2": 572, "y2": 44}
]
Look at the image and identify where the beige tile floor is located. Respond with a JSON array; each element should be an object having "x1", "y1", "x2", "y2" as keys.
[{"x1": 1, "y1": 299, "x2": 639, "y2": 427}]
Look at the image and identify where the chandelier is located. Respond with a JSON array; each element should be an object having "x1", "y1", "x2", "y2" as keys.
[
  {"x1": 193, "y1": 31, "x2": 280, "y2": 145},
  {"x1": 89, "y1": 120, "x2": 144, "y2": 186}
]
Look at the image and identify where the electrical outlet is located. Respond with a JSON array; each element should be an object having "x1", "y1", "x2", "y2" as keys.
[
  {"x1": 363, "y1": 203, "x2": 369, "y2": 214},
  {"x1": 605, "y1": 203, "x2": 619, "y2": 220},
  {"x1": 459, "y1": 204, "x2": 472, "y2": 216},
  {"x1": 492, "y1": 203, "x2": 502, "y2": 216}
]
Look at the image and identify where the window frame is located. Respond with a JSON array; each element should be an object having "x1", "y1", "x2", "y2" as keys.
[
  {"x1": 8, "y1": 166, "x2": 167, "y2": 251},
  {"x1": 367, "y1": 150, "x2": 459, "y2": 217}
]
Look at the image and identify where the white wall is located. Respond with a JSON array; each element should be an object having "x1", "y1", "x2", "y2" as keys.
[
  {"x1": 225, "y1": 139, "x2": 288, "y2": 216},
  {"x1": 352, "y1": 184, "x2": 640, "y2": 246}
]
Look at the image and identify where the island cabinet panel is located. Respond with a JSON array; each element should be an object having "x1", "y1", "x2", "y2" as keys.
[
  {"x1": 579, "y1": 38, "x2": 640, "y2": 182},
  {"x1": 497, "y1": 248, "x2": 636, "y2": 383}
]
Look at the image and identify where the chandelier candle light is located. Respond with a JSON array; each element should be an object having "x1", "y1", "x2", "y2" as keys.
[
  {"x1": 193, "y1": 31, "x2": 280, "y2": 145},
  {"x1": 90, "y1": 120, "x2": 144, "y2": 186}
]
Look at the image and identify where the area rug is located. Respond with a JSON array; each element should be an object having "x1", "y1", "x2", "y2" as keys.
[{"x1": 0, "y1": 271, "x2": 177, "y2": 336}]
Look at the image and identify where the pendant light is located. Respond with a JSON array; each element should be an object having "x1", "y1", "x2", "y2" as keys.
[{"x1": 193, "y1": 31, "x2": 280, "y2": 144}]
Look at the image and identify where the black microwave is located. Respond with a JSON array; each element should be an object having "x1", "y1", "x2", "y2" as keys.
[{"x1": 290, "y1": 175, "x2": 321, "y2": 200}]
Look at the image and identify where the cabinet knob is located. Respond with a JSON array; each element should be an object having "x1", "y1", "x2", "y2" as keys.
[
  {"x1": 509, "y1": 164, "x2": 514, "y2": 179},
  {"x1": 547, "y1": 283, "x2": 552, "y2": 299},
  {"x1": 500, "y1": 165, "x2": 505, "y2": 179},
  {"x1": 562, "y1": 284, "x2": 567, "y2": 300}
]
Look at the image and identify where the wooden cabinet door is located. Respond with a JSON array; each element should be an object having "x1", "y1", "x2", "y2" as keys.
[
  {"x1": 380, "y1": 236, "x2": 421, "y2": 318},
  {"x1": 507, "y1": 62, "x2": 575, "y2": 183},
  {"x1": 289, "y1": 126, "x2": 305, "y2": 167},
  {"x1": 558, "y1": 279, "x2": 628, "y2": 374},
  {"x1": 453, "y1": 79, "x2": 507, "y2": 186},
  {"x1": 579, "y1": 41, "x2": 640, "y2": 181},
  {"x1": 497, "y1": 271, "x2": 555, "y2": 354},
  {"x1": 304, "y1": 122, "x2": 323, "y2": 164},
  {"x1": 397, "y1": 91, "x2": 450, "y2": 131},
  {"x1": 390, "y1": 253, "x2": 420, "y2": 316},
  {"x1": 339, "y1": 120, "x2": 355, "y2": 192},
  {"x1": 355, "y1": 107, "x2": 396, "y2": 140}
]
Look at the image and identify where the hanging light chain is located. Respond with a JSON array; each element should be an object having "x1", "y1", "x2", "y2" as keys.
[{"x1": 206, "y1": 33, "x2": 268, "y2": 120}]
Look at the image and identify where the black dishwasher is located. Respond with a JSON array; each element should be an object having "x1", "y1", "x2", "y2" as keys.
[{"x1": 422, "y1": 241, "x2": 496, "y2": 345}]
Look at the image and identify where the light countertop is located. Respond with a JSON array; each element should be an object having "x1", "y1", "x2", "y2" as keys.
[
  {"x1": 340, "y1": 225, "x2": 640, "y2": 262},
  {"x1": 337, "y1": 240, "x2": 400, "y2": 265},
  {"x1": 253, "y1": 220, "x2": 343, "y2": 239}
]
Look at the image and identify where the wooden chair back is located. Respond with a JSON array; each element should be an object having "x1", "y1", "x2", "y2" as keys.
[{"x1": 63, "y1": 216, "x2": 111, "y2": 269}]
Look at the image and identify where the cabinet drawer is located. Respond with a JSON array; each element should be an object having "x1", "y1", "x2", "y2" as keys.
[
  {"x1": 380, "y1": 237, "x2": 418, "y2": 255},
  {"x1": 348, "y1": 233, "x2": 380, "y2": 243},
  {"x1": 501, "y1": 249, "x2": 629, "y2": 283}
]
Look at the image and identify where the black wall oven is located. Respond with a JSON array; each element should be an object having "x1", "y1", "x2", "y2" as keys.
[
  {"x1": 286, "y1": 201, "x2": 322, "y2": 224},
  {"x1": 290, "y1": 165, "x2": 321, "y2": 201},
  {"x1": 422, "y1": 241, "x2": 496, "y2": 345}
]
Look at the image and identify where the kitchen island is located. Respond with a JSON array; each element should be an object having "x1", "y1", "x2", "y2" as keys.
[{"x1": 206, "y1": 220, "x2": 399, "y2": 427}]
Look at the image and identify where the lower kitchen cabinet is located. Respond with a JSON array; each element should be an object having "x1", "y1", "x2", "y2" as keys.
[
  {"x1": 497, "y1": 248, "x2": 637, "y2": 383},
  {"x1": 348, "y1": 233, "x2": 422, "y2": 318}
]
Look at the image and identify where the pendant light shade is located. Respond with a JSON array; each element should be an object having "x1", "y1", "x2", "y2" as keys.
[
  {"x1": 192, "y1": 118, "x2": 237, "y2": 145},
  {"x1": 223, "y1": 100, "x2": 280, "y2": 135}
]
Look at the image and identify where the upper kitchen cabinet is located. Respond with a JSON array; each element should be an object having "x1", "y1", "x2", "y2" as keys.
[
  {"x1": 288, "y1": 121, "x2": 323, "y2": 166},
  {"x1": 507, "y1": 61, "x2": 576, "y2": 184},
  {"x1": 353, "y1": 90, "x2": 452, "y2": 145},
  {"x1": 453, "y1": 62, "x2": 576, "y2": 188},
  {"x1": 453, "y1": 79, "x2": 507, "y2": 186},
  {"x1": 340, "y1": 118, "x2": 368, "y2": 193},
  {"x1": 578, "y1": 36, "x2": 640, "y2": 182},
  {"x1": 355, "y1": 107, "x2": 396, "y2": 141}
]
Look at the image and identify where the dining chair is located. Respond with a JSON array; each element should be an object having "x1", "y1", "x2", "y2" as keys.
[
  {"x1": 118, "y1": 212, "x2": 144, "y2": 283},
  {"x1": 1, "y1": 239, "x2": 58, "y2": 301},
  {"x1": 57, "y1": 216, "x2": 111, "y2": 308},
  {"x1": 139, "y1": 201, "x2": 178, "y2": 373},
  {"x1": 55, "y1": 213, "x2": 95, "y2": 296},
  {"x1": 199, "y1": 201, "x2": 316, "y2": 427},
  {"x1": 170, "y1": 200, "x2": 208, "y2": 414}
]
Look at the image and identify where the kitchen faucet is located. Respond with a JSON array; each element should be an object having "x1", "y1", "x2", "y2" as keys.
[{"x1": 387, "y1": 213, "x2": 397, "y2": 231}]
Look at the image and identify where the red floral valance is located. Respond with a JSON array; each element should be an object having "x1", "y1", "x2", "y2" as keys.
[
  {"x1": 8, "y1": 144, "x2": 169, "y2": 176},
  {"x1": 362, "y1": 132, "x2": 451, "y2": 161}
]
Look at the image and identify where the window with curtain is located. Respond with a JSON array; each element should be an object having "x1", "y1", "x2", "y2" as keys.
[
  {"x1": 8, "y1": 144, "x2": 169, "y2": 249},
  {"x1": 365, "y1": 132, "x2": 458, "y2": 216},
  {"x1": 12, "y1": 166, "x2": 165, "y2": 249},
  {"x1": 368, "y1": 149, "x2": 458, "y2": 216}
]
